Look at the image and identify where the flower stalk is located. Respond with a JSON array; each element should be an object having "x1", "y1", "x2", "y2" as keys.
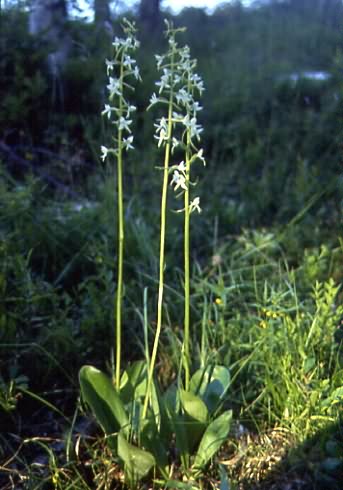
[
  {"x1": 144, "y1": 20, "x2": 205, "y2": 415},
  {"x1": 115, "y1": 58, "x2": 124, "y2": 390},
  {"x1": 143, "y1": 22, "x2": 180, "y2": 418},
  {"x1": 183, "y1": 127, "x2": 191, "y2": 390},
  {"x1": 101, "y1": 19, "x2": 140, "y2": 389},
  {"x1": 175, "y1": 50, "x2": 205, "y2": 391}
]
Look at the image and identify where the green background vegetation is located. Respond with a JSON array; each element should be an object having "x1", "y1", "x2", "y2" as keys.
[{"x1": 0, "y1": 0, "x2": 342, "y2": 488}]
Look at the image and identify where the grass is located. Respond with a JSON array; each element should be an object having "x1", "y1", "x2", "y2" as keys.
[
  {"x1": 0, "y1": 157, "x2": 342, "y2": 487},
  {"x1": 0, "y1": 158, "x2": 342, "y2": 485}
]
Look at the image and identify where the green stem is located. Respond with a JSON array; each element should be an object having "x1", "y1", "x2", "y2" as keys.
[
  {"x1": 142, "y1": 54, "x2": 175, "y2": 419},
  {"x1": 115, "y1": 57, "x2": 125, "y2": 390},
  {"x1": 183, "y1": 128, "x2": 191, "y2": 391}
]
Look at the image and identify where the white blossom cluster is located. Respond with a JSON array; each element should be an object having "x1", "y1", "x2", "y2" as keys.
[
  {"x1": 100, "y1": 18, "x2": 141, "y2": 162},
  {"x1": 150, "y1": 20, "x2": 206, "y2": 213}
]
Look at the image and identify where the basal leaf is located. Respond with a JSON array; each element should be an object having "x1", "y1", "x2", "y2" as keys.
[
  {"x1": 180, "y1": 390, "x2": 208, "y2": 455},
  {"x1": 193, "y1": 409, "x2": 232, "y2": 473},
  {"x1": 173, "y1": 413, "x2": 191, "y2": 469},
  {"x1": 140, "y1": 412, "x2": 169, "y2": 478},
  {"x1": 180, "y1": 389, "x2": 208, "y2": 424},
  {"x1": 117, "y1": 432, "x2": 155, "y2": 485},
  {"x1": 163, "y1": 383, "x2": 179, "y2": 415},
  {"x1": 162, "y1": 383, "x2": 180, "y2": 438},
  {"x1": 79, "y1": 365, "x2": 129, "y2": 446},
  {"x1": 120, "y1": 360, "x2": 147, "y2": 404},
  {"x1": 190, "y1": 365, "x2": 230, "y2": 414}
]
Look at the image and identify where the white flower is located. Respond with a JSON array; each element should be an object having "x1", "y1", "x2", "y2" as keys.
[
  {"x1": 123, "y1": 55, "x2": 136, "y2": 69},
  {"x1": 133, "y1": 66, "x2": 141, "y2": 80},
  {"x1": 172, "y1": 112, "x2": 183, "y2": 122},
  {"x1": 107, "y1": 77, "x2": 121, "y2": 96},
  {"x1": 194, "y1": 79, "x2": 205, "y2": 94},
  {"x1": 155, "y1": 54, "x2": 164, "y2": 69},
  {"x1": 102, "y1": 104, "x2": 113, "y2": 119},
  {"x1": 105, "y1": 59, "x2": 115, "y2": 75},
  {"x1": 168, "y1": 38, "x2": 177, "y2": 49},
  {"x1": 112, "y1": 37, "x2": 123, "y2": 49},
  {"x1": 196, "y1": 149, "x2": 206, "y2": 166},
  {"x1": 155, "y1": 128, "x2": 168, "y2": 148},
  {"x1": 154, "y1": 118, "x2": 168, "y2": 147},
  {"x1": 176, "y1": 89, "x2": 192, "y2": 106},
  {"x1": 190, "y1": 73, "x2": 202, "y2": 84},
  {"x1": 180, "y1": 45, "x2": 190, "y2": 61},
  {"x1": 124, "y1": 36, "x2": 133, "y2": 48},
  {"x1": 112, "y1": 37, "x2": 121, "y2": 49},
  {"x1": 150, "y1": 93, "x2": 159, "y2": 106},
  {"x1": 126, "y1": 105, "x2": 136, "y2": 115},
  {"x1": 118, "y1": 116, "x2": 132, "y2": 132},
  {"x1": 192, "y1": 101, "x2": 203, "y2": 113},
  {"x1": 172, "y1": 137, "x2": 180, "y2": 153},
  {"x1": 177, "y1": 161, "x2": 186, "y2": 172},
  {"x1": 183, "y1": 115, "x2": 203, "y2": 140},
  {"x1": 189, "y1": 197, "x2": 201, "y2": 213},
  {"x1": 123, "y1": 37, "x2": 134, "y2": 49},
  {"x1": 101, "y1": 146, "x2": 109, "y2": 161},
  {"x1": 123, "y1": 135, "x2": 134, "y2": 150},
  {"x1": 171, "y1": 170, "x2": 187, "y2": 191},
  {"x1": 172, "y1": 74, "x2": 181, "y2": 85},
  {"x1": 180, "y1": 59, "x2": 192, "y2": 71},
  {"x1": 155, "y1": 70, "x2": 171, "y2": 93},
  {"x1": 190, "y1": 118, "x2": 203, "y2": 139},
  {"x1": 154, "y1": 117, "x2": 168, "y2": 134}
]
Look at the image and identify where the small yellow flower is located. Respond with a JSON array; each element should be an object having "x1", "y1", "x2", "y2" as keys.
[
  {"x1": 259, "y1": 320, "x2": 267, "y2": 329},
  {"x1": 215, "y1": 297, "x2": 222, "y2": 305},
  {"x1": 52, "y1": 472, "x2": 59, "y2": 486}
]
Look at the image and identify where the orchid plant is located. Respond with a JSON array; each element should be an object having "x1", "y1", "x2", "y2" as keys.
[
  {"x1": 79, "y1": 19, "x2": 232, "y2": 489},
  {"x1": 147, "y1": 21, "x2": 206, "y2": 395},
  {"x1": 100, "y1": 18, "x2": 141, "y2": 389}
]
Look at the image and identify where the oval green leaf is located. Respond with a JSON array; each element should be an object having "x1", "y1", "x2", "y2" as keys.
[
  {"x1": 193, "y1": 409, "x2": 232, "y2": 473},
  {"x1": 79, "y1": 365, "x2": 129, "y2": 445},
  {"x1": 118, "y1": 432, "x2": 155, "y2": 484},
  {"x1": 180, "y1": 389, "x2": 208, "y2": 424},
  {"x1": 190, "y1": 365, "x2": 230, "y2": 413}
]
